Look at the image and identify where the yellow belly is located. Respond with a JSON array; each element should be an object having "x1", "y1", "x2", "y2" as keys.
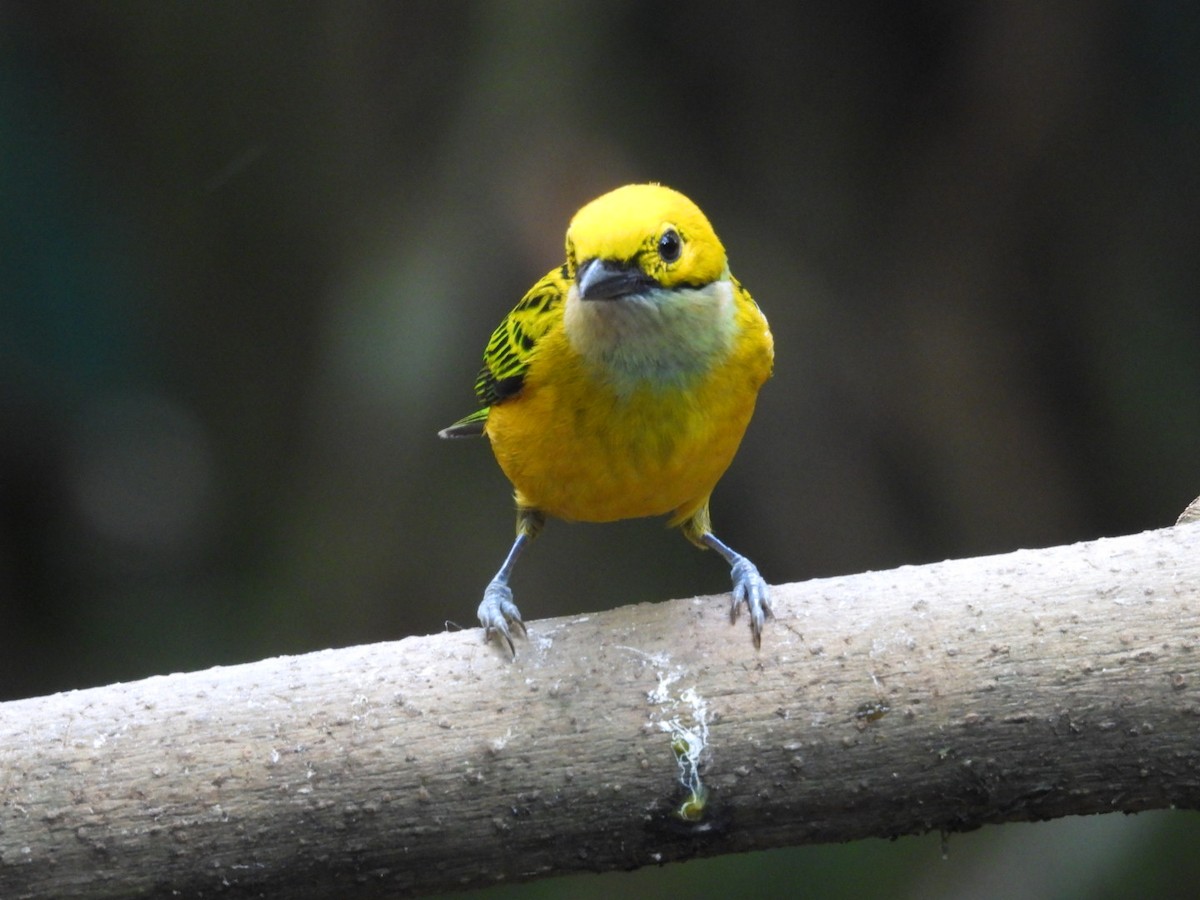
[{"x1": 484, "y1": 328, "x2": 769, "y2": 525}]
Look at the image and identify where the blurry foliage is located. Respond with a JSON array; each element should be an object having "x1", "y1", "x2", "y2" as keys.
[{"x1": 2, "y1": 2, "x2": 1200, "y2": 897}]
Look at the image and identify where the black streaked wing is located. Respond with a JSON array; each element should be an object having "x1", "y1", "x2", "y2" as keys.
[{"x1": 474, "y1": 264, "x2": 569, "y2": 406}]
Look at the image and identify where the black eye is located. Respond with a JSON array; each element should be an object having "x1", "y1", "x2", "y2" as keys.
[{"x1": 657, "y1": 228, "x2": 682, "y2": 263}]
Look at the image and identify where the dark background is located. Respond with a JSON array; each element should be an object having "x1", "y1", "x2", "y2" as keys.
[{"x1": 3, "y1": 3, "x2": 1199, "y2": 898}]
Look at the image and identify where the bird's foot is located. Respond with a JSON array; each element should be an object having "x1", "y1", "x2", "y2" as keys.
[
  {"x1": 478, "y1": 579, "x2": 525, "y2": 656},
  {"x1": 729, "y1": 557, "x2": 772, "y2": 648}
]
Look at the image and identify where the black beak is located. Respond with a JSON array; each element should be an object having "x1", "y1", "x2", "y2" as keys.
[{"x1": 576, "y1": 258, "x2": 657, "y2": 300}]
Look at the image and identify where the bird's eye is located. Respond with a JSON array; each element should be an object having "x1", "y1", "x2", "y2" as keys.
[{"x1": 657, "y1": 228, "x2": 682, "y2": 263}]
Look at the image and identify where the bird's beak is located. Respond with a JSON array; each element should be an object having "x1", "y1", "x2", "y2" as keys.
[{"x1": 576, "y1": 258, "x2": 657, "y2": 301}]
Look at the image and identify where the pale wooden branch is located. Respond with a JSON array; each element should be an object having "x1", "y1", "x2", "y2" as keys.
[{"x1": 3, "y1": 524, "x2": 1200, "y2": 899}]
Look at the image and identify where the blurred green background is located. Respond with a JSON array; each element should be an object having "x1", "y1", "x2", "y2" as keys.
[{"x1": 3, "y1": 2, "x2": 1199, "y2": 898}]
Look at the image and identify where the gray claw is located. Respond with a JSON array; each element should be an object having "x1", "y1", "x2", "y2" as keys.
[
  {"x1": 729, "y1": 557, "x2": 772, "y2": 648},
  {"x1": 478, "y1": 579, "x2": 525, "y2": 656}
]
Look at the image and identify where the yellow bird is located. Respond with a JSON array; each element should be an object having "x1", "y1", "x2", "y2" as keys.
[{"x1": 440, "y1": 183, "x2": 774, "y2": 653}]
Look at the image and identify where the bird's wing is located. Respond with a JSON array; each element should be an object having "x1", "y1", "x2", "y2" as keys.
[
  {"x1": 438, "y1": 265, "x2": 568, "y2": 439},
  {"x1": 474, "y1": 264, "x2": 568, "y2": 406}
]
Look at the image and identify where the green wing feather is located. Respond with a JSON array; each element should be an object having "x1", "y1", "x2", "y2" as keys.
[{"x1": 438, "y1": 264, "x2": 568, "y2": 439}]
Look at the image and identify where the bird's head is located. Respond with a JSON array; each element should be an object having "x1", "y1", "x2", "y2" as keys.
[
  {"x1": 565, "y1": 184, "x2": 729, "y2": 300},
  {"x1": 561, "y1": 184, "x2": 739, "y2": 390}
]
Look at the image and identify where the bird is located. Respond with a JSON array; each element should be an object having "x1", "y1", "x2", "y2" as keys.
[{"x1": 439, "y1": 183, "x2": 774, "y2": 654}]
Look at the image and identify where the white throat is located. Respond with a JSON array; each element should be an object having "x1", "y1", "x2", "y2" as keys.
[{"x1": 562, "y1": 279, "x2": 737, "y2": 394}]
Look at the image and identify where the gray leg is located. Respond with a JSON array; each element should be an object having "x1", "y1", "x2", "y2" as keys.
[
  {"x1": 700, "y1": 532, "x2": 772, "y2": 648},
  {"x1": 477, "y1": 508, "x2": 544, "y2": 656}
]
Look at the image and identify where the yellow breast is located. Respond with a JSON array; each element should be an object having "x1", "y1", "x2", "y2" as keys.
[{"x1": 484, "y1": 292, "x2": 772, "y2": 525}]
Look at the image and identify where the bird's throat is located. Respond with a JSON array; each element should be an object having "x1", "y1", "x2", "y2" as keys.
[{"x1": 562, "y1": 280, "x2": 737, "y2": 394}]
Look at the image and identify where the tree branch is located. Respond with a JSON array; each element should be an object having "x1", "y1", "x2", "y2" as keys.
[{"x1": 3, "y1": 525, "x2": 1200, "y2": 898}]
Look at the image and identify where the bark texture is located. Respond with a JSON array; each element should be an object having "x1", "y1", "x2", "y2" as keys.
[{"x1": 2, "y1": 524, "x2": 1200, "y2": 898}]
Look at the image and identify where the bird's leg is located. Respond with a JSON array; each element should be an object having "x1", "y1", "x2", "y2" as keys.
[
  {"x1": 478, "y1": 535, "x2": 527, "y2": 654},
  {"x1": 699, "y1": 532, "x2": 772, "y2": 647},
  {"x1": 680, "y1": 505, "x2": 771, "y2": 647},
  {"x1": 478, "y1": 508, "x2": 544, "y2": 655}
]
